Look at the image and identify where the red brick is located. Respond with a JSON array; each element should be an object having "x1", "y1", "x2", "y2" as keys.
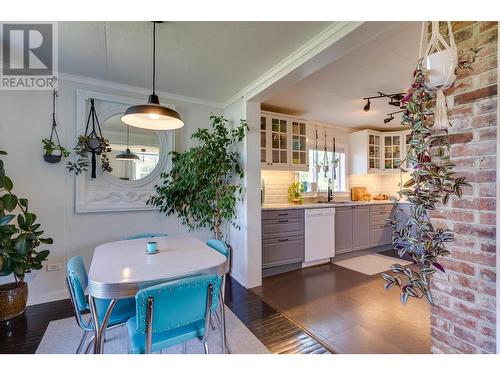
[
  {"x1": 453, "y1": 157, "x2": 476, "y2": 169},
  {"x1": 448, "y1": 105, "x2": 473, "y2": 118},
  {"x1": 453, "y1": 326, "x2": 477, "y2": 344},
  {"x1": 478, "y1": 155, "x2": 496, "y2": 169},
  {"x1": 479, "y1": 212, "x2": 496, "y2": 225},
  {"x1": 453, "y1": 248, "x2": 496, "y2": 266},
  {"x1": 477, "y1": 294, "x2": 496, "y2": 311},
  {"x1": 471, "y1": 112, "x2": 497, "y2": 128},
  {"x1": 479, "y1": 184, "x2": 496, "y2": 197},
  {"x1": 452, "y1": 198, "x2": 479, "y2": 210},
  {"x1": 431, "y1": 327, "x2": 477, "y2": 353},
  {"x1": 478, "y1": 71, "x2": 497, "y2": 88},
  {"x1": 474, "y1": 169, "x2": 496, "y2": 182},
  {"x1": 454, "y1": 21, "x2": 476, "y2": 32},
  {"x1": 450, "y1": 287, "x2": 475, "y2": 303},
  {"x1": 457, "y1": 55, "x2": 497, "y2": 79},
  {"x1": 433, "y1": 132, "x2": 473, "y2": 145},
  {"x1": 480, "y1": 241, "x2": 496, "y2": 253},
  {"x1": 476, "y1": 127, "x2": 497, "y2": 141},
  {"x1": 455, "y1": 302, "x2": 481, "y2": 319},
  {"x1": 451, "y1": 273, "x2": 479, "y2": 290},
  {"x1": 479, "y1": 198, "x2": 496, "y2": 211},
  {"x1": 481, "y1": 309, "x2": 496, "y2": 325},
  {"x1": 479, "y1": 267, "x2": 496, "y2": 282},
  {"x1": 431, "y1": 315, "x2": 450, "y2": 332},
  {"x1": 445, "y1": 78, "x2": 473, "y2": 96},
  {"x1": 452, "y1": 315, "x2": 478, "y2": 331},
  {"x1": 478, "y1": 339, "x2": 496, "y2": 353},
  {"x1": 451, "y1": 141, "x2": 496, "y2": 157},
  {"x1": 432, "y1": 209, "x2": 474, "y2": 223},
  {"x1": 480, "y1": 324, "x2": 496, "y2": 338},
  {"x1": 440, "y1": 259, "x2": 476, "y2": 276},
  {"x1": 478, "y1": 27, "x2": 498, "y2": 45}
]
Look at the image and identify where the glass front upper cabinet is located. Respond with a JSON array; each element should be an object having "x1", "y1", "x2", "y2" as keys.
[
  {"x1": 383, "y1": 134, "x2": 402, "y2": 171},
  {"x1": 261, "y1": 112, "x2": 309, "y2": 171},
  {"x1": 368, "y1": 134, "x2": 381, "y2": 171}
]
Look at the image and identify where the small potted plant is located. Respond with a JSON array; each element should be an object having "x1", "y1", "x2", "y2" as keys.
[
  {"x1": 288, "y1": 182, "x2": 304, "y2": 204},
  {"x1": 43, "y1": 90, "x2": 70, "y2": 164},
  {"x1": 0, "y1": 150, "x2": 53, "y2": 321},
  {"x1": 42, "y1": 138, "x2": 70, "y2": 164}
]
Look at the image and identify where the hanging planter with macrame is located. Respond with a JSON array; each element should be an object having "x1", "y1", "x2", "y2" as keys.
[
  {"x1": 66, "y1": 98, "x2": 112, "y2": 178},
  {"x1": 419, "y1": 21, "x2": 458, "y2": 129},
  {"x1": 42, "y1": 90, "x2": 70, "y2": 163}
]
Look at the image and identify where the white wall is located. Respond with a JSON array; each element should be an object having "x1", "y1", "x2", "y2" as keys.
[
  {"x1": 0, "y1": 77, "x2": 221, "y2": 305},
  {"x1": 223, "y1": 99, "x2": 261, "y2": 289}
]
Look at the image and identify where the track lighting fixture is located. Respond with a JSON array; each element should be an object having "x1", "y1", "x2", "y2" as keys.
[
  {"x1": 362, "y1": 91, "x2": 405, "y2": 112},
  {"x1": 363, "y1": 99, "x2": 371, "y2": 112},
  {"x1": 383, "y1": 109, "x2": 405, "y2": 124}
]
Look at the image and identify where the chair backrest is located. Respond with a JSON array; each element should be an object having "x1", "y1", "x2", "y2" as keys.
[
  {"x1": 134, "y1": 274, "x2": 221, "y2": 334},
  {"x1": 206, "y1": 239, "x2": 229, "y2": 258},
  {"x1": 125, "y1": 233, "x2": 168, "y2": 240},
  {"x1": 66, "y1": 256, "x2": 89, "y2": 312},
  {"x1": 207, "y1": 239, "x2": 230, "y2": 274}
]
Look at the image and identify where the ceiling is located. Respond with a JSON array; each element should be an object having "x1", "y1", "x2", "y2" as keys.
[
  {"x1": 262, "y1": 22, "x2": 422, "y2": 130},
  {"x1": 58, "y1": 21, "x2": 332, "y2": 104}
]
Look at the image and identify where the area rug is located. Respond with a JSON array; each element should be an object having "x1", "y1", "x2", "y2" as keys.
[
  {"x1": 333, "y1": 253, "x2": 411, "y2": 275},
  {"x1": 36, "y1": 306, "x2": 269, "y2": 354}
]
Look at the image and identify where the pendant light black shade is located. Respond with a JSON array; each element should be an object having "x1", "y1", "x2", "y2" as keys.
[
  {"x1": 121, "y1": 22, "x2": 184, "y2": 130},
  {"x1": 116, "y1": 125, "x2": 140, "y2": 161}
]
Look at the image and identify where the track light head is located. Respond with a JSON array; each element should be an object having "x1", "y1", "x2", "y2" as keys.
[
  {"x1": 363, "y1": 99, "x2": 371, "y2": 112},
  {"x1": 384, "y1": 116, "x2": 394, "y2": 124}
]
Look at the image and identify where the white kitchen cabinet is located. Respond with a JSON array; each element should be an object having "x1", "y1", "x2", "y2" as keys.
[
  {"x1": 349, "y1": 130, "x2": 382, "y2": 174},
  {"x1": 350, "y1": 129, "x2": 410, "y2": 175},
  {"x1": 402, "y1": 129, "x2": 416, "y2": 170},
  {"x1": 261, "y1": 111, "x2": 308, "y2": 171}
]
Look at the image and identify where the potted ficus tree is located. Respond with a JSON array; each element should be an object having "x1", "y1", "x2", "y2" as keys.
[
  {"x1": 148, "y1": 115, "x2": 247, "y2": 241},
  {"x1": 0, "y1": 150, "x2": 53, "y2": 321}
]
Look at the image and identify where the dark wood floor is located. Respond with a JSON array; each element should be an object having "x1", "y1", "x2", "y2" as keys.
[
  {"x1": 252, "y1": 253, "x2": 431, "y2": 354},
  {"x1": 0, "y1": 276, "x2": 331, "y2": 354}
]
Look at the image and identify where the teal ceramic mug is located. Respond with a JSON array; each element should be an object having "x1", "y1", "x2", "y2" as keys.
[{"x1": 147, "y1": 241, "x2": 158, "y2": 253}]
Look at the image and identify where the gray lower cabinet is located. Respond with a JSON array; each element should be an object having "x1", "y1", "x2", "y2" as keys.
[
  {"x1": 353, "y1": 206, "x2": 370, "y2": 251},
  {"x1": 262, "y1": 209, "x2": 304, "y2": 272},
  {"x1": 334, "y1": 207, "x2": 353, "y2": 254},
  {"x1": 369, "y1": 204, "x2": 394, "y2": 247}
]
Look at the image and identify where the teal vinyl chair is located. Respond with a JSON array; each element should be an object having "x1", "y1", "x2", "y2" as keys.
[
  {"x1": 206, "y1": 239, "x2": 231, "y2": 353},
  {"x1": 126, "y1": 275, "x2": 221, "y2": 354},
  {"x1": 66, "y1": 256, "x2": 136, "y2": 354},
  {"x1": 124, "y1": 233, "x2": 168, "y2": 240}
]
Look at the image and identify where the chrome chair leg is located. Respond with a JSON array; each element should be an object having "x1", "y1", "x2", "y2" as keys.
[
  {"x1": 203, "y1": 341, "x2": 209, "y2": 354},
  {"x1": 219, "y1": 291, "x2": 228, "y2": 354},
  {"x1": 182, "y1": 341, "x2": 187, "y2": 354},
  {"x1": 76, "y1": 330, "x2": 88, "y2": 354},
  {"x1": 202, "y1": 284, "x2": 213, "y2": 355},
  {"x1": 145, "y1": 297, "x2": 154, "y2": 354},
  {"x1": 85, "y1": 335, "x2": 95, "y2": 354}
]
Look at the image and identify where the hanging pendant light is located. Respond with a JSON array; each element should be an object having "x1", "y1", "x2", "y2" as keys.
[
  {"x1": 116, "y1": 125, "x2": 140, "y2": 161},
  {"x1": 121, "y1": 21, "x2": 184, "y2": 130}
]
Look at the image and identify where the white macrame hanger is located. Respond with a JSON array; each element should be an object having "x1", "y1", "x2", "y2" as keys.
[{"x1": 420, "y1": 21, "x2": 457, "y2": 129}]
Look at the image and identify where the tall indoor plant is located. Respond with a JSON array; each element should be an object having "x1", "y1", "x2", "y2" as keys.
[
  {"x1": 382, "y1": 67, "x2": 470, "y2": 305},
  {"x1": 148, "y1": 115, "x2": 248, "y2": 240},
  {"x1": 0, "y1": 150, "x2": 53, "y2": 320}
]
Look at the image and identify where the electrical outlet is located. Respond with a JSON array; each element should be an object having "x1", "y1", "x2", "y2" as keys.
[{"x1": 46, "y1": 263, "x2": 62, "y2": 272}]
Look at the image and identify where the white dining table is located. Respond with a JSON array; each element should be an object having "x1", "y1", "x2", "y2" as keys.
[{"x1": 87, "y1": 235, "x2": 227, "y2": 354}]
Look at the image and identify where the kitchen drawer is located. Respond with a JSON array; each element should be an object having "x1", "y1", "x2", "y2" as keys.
[
  {"x1": 262, "y1": 235, "x2": 304, "y2": 269},
  {"x1": 370, "y1": 211, "x2": 392, "y2": 225},
  {"x1": 369, "y1": 224, "x2": 393, "y2": 247},
  {"x1": 262, "y1": 217, "x2": 303, "y2": 239},
  {"x1": 262, "y1": 209, "x2": 304, "y2": 220},
  {"x1": 369, "y1": 204, "x2": 394, "y2": 214}
]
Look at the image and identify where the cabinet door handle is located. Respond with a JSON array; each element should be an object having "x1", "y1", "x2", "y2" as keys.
[
  {"x1": 278, "y1": 219, "x2": 289, "y2": 223},
  {"x1": 278, "y1": 238, "x2": 289, "y2": 242},
  {"x1": 278, "y1": 213, "x2": 289, "y2": 216}
]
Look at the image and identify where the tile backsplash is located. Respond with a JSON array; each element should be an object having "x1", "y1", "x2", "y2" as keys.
[
  {"x1": 261, "y1": 169, "x2": 409, "y2": 204},
  {"x1": 261, "y1": 170, "x2": 295, "y2": 204},
  {"x1": 349, "y1": 173, "x2": 409, "y2": 197}
]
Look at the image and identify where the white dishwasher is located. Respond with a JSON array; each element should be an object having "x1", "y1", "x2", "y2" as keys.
[{"x1": 304, "y1": 208, "x2": 335, "y2": 263}]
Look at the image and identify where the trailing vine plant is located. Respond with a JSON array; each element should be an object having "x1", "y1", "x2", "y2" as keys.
[{"x1": 382, "y1": 66, "x2": 470, "y2": 305}]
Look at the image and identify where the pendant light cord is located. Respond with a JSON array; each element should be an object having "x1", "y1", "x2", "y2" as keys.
[
  {"x1": 126, "y1": 125, "x2": 130, "y2": 148},
  {"x1": 152, "y1": 22, "x2": 156, "y2": 95}
]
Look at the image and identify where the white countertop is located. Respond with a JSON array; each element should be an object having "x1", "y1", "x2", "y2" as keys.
[{"x1": 261, "y1": 200, "x2": 410, "y2": 210}]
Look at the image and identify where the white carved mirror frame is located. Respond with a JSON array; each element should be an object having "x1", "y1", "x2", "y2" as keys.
[{"x1": 75, "y1": 89, "x2": 174, "y2": 213}]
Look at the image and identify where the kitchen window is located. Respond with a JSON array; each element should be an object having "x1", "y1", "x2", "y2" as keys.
[{"x1": 298, "y1": 148, "x2": 347, "y2": 193}]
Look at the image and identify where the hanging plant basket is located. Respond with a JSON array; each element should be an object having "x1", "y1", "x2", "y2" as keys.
[
  {"x1": 66, "y1": 98, "x2": 112, "y2": 178},
  {"x1": 42, "y1": 90, "x2": 70, "y2": 164}
]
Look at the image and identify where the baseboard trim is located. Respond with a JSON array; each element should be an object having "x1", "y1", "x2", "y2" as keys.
[{"x1": 27, "y1": 289, "x2": 68, "y2": 306}]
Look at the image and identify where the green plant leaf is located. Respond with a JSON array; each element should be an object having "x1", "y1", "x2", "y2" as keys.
[
  {"x1": 0, "y1": 214, "x2": 15, "y2": 226},
  {"x1": 2, "y1": 194, "x2": 18, "y2": 212}
]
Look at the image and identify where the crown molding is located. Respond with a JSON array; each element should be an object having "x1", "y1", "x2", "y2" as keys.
[
  {"x1": 58, "y1": 73, "x2": 223, "y2": 109},
  {"x1": 222, "y1": 21, "x2": 364, "y2": 109}
]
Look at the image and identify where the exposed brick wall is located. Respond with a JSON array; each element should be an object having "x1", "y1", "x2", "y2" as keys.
[{"x1": 429, "y1": 21, "x2": 497, "y2": 354}]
